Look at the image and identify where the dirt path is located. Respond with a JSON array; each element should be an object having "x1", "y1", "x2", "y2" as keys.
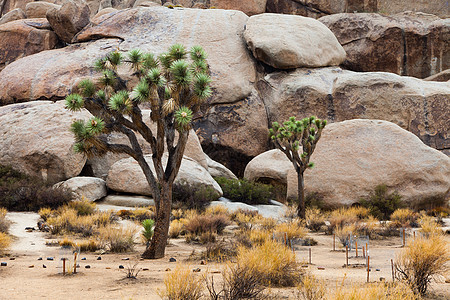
[{"x1": 6, "y1": 212, "x2": 49, "y2": 255}]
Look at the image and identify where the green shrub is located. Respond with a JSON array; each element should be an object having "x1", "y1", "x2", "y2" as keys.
[
  {"x1": 358, "y1": 184, "x2": 404, "y2": 220},
  {"x1": 142, "y1": 219, "x2": 154, "y2": 246},
  {"x1": 215, "y1": 177, "x2": 274, "y2": 205},
  {"x1": 0, "y1": 165, "x2": 71, "y2": 211},
  {"x1": 172, "y1": 182, "x2": 218, "y2": 210}
]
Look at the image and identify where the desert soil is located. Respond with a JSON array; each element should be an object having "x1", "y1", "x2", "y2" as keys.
[{"x1": 0, "y1": 212, "x2": 449, "y2": 300}]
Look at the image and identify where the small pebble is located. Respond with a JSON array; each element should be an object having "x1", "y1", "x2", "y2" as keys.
[
  {"x1": 1, "y1": 262, "x2": 7, "y2": 267},
  {"x1": 122, "y1": 258, "x2": 129, "y2": 261},
  {"x1": 169, "y1": 257, "x2": 176, "y2": 262},
  {"x1": 85, "y1": 265, "x2": 91, "y2": 269},
  {"x1": 119, "y1": 265, "x2": 124, "y2": 269},
  {"x1": 143, "y1": 268, "x2": 149, "y2": 271},
  {"x1": 81, "y1": 257, "x2": 86, "y2": 261},
  {"x1": 30, "y1": 242, "x2": 35, "y2": 245},
  {"x1": 9, "y1": 257, "x2": 15, "y2": 260},
  {"x1": 165, "y1": 268, "x2": 171, "y2": 271},
  {"x1": 43, "y1": 265, "x2": 47, "y2": 268},
  {"x1": 376, "y1": 269, "x2": 380, "y2": 271},
  {"x1": 192, "y1": 268, "x2": 201, "y2": 273},
  {"x1": 38, "y1": 258, "x2": 43, "y2": 261},
  {"x1": 106, "y1": 267, "x2": 111, "y2": 269},
  {"x1": 47, "y1": 257, "x2": 54, "y2": 261},
  {"x1": 25, "y1": 227, "x2": 34, "y2": 231},
  {"x1": 379, "y1": 277, "x2": 385, "y2": 282},
  {"x1": 200, "y1": 260, "x2": 207, "y2": 265},
  {"x1": 28, "y1": 265, "x2": 34, "y2": 268},
  {"x1": 317, "y1": 267, "x2": 325, "y2": 270},
  {"x1": 97, "y1": 256, "x2": 102, "y2": 260}
]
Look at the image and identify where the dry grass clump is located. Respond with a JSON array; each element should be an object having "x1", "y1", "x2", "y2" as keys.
[
  {"x1": 184, "y1": 213, "x2": 230, "y2": 236},
  {"x1": 68, "y1": 197, "x2": 96, "y2": 216},
  {"x1": 205, "y1": 205, "x2": 229, "y2": 216},
  {"x1": 334, "y1": 224, "x2": 356, "y2": 247},
  {"x1": 77, "y1": 239, "x2": 100, "y2": 252},
  {"x1": 47, "y1": 208, "x2": 97, "y2": 236},
  {"x1": 394, "y1": 234, "x2": 449, "y2": 295},
  {"x1": 296, "y1": 273, "x2": 326, "y2": 300},
  {"x1": 0, "y1": 232, "x2": 11, "y2": 252},
  {"x1": 305, "y1": 208, "x2": 326, "y2": 232},
  {"x1": 329, "y1": 208, "x2": 359, "y2": 230},
  {"x1": 38, "y1": 207, "x2": 54, "y2": 221},
  {"x1": 169, "y1": 219, "x2": 185, "y2": 238},
  {"x1": 231, "y1": 209, "x2": 261, "y2": 230},
  {"x1": 202, "y1": 241, "x2": 238, "y2": 262},
  {"x1": 418, "y1": 215, "x2": 441, "y2": 237},
  {"x1": 390, "y1": 208, "x2": 418, "y2": 228},
  {"x1": 236, "y1": 228, "x2": 272, "y2": 248},
  {"x1": 159, "y1": 265, "x2": 203, "y2": 300},
  {"x1": 0, "y1": 207, "x2": 10, "y2": 233},
  {"x1": 236, "y1": 239, "x2": 302, "y2": 287},
  {"x1": 116, "y1": 206, "x2": 155, "y2": 221},
  {"x1": 98, "y1": 225, "x2": 137, "y2": 253},
  {"x1": 205, "y1": 262, "x2": 266, "y2": 300},
  {"x1": 331, "y1": 282, "x2": 417, "y2": 300},
  {"x1": 275, "y1": 220, "x2": 307, "y2": 244},
  {"x1": 59, "y1": 237, "x2": 76, "y2": 248}
]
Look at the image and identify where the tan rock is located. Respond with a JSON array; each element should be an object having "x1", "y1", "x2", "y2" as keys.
[
  {"x1": 106, "y1": 154, "x2": 223, "y2": 197},
  {"x1": 0, "y1": 18, "x2": 59, "y2": 71},
  {"x1": 54, "y1": 177, "x2": 107, "y2": 201},
  {"x1": 266, "y1": 0, "x2": 377, "y2": 18},
  {"x1": 424, "y1": 69, "x2": 450, "y2": 82},
  {"x1": 258, "y1": 67, "x2": 450, "y2": 153},
  {"x1": 245, "y1": 120, "x2": 450, "y2": 206},
  {"x1": 46, "y1": 0, "x2": 90, "y2": 43},
  {"x1": 205, "y1": 155, "x2": 237, "y2": 180},
  {"x1": 92, "y1": 7, "x2": 117, "y2": 21},
  {"x1": 0, "y1": 38, "x2": 121, "y2": 105},
  {"x1": 244, "y1": 13, "x2": 346, "y2": 69},
  {"x1": 0, "y1": 8, "x2": 26, "y2": 25},
  {"x1": 0, "y1": 101, "x2": 89, "y2": 183},
  {"x1": 320, "y1": 12, "x2": 449, "y2": 78},
  {"x1": 133, "y1": 0, "x2": 161, "y2": 7},
  {"x1": 210, "y1": 0, "x2": 267, "y2": 16},
  {"x1": 193, "y1": 90, "x2": 269, "y2": 177},
  {"x1": 75, "y1": 7, "x2": 256, "y2": 105},
  {"x1": 25, "y1": 2, "x2": 61, "y2": 18},
  {"x1": 378, "y1": 0, "x2": 449, "y2": 19}
]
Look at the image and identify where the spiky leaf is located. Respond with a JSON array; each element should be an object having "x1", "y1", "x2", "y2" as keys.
[
  {"x1": 86, "y1": 117, "x2": 105, "y2": 135},
  {"x1": 168, "y1": 44, "x2": 187, "y2": 60},
  {"x1": 107, "y1": 51, "x2": 123, "y2": 68},
  {"x1": 146, "y1": 68, "x2": 166, "y2": 87},
  {"x1": 142, "y1": 53, "x2": 158, "y2": 70},
  {"x1": 190, "y1": 45, "x2": 207, "y2": 61},
  {"x1": 78, "y1": 79, "x2": 96, "y2": 98},
  {"x1": 174, "y1": 106, "x2": 193, "y2": 131},
  {"x1": 65, "y1": 94, "x2": 84, "y2": 111},
  {"x1": 109, "y1": 90, "x2": 131, "y2": 112},
  {"x1": 131, "y1": 79, "x2": 150, "y2": 102},
  {"x1": 170, "y1": 60, "x2": 192, "y2": 87}
]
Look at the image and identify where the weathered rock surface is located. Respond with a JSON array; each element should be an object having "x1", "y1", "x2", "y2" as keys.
[
  {"x1": 106, "y1": 154, "x2": 223, "y2": 197},
  {"x1": 0, "y1": 38, "x2": 121, "y2": 105},
  {"x1": 320, "y1": 12, "x2": 449, "y2": 78},
  {"x1": 205, "y1": 155, "x2": 237, "y2": 180},
  {"x1": 0, "y1": 8, "x2": 26, "y2": 25},
  {"x1": 425, "y1": 69, "x2": 450, "y2": 82},
  {"x1": 210, "y1": 0, "x2": 267, "y2": 16},
  {"x1": 0, "y1": 18, "x2": 59, "y2": 71},
  {"x1": 54, "y1": 176, "x2": 107, "y2": 201},
  {"x1": 245, "y1": 120, "x2": 450, "y2": 206},
  {"x1": 75, "y1": 7, "x2": 256, "y2": 104},
  {"x1": 378, "y1": 0, "x2": 449, "y2": 19},
  {"x1": 266, "y1": 0, "x2": 378, "y2": 18},
  {"x1": 0, "y1": 101, "x2": 89, "y2": 183},
  {"x1": 25, "y1": 2, "x2": 61, "y2": 18},
  {"x1": 92, "y1": 7, "x2": 117, "y2": 21},
  {"x1": 193, "y1": 90, "x2": 269, "y2": 177},
  {"x1": 244, "y1": 13, "x2": 346, "y2": 69},
  {"x1": 100, "y1": 195, "x2": 155, "y2": 207},
  {"x1": 258, "y1": 67, "x2": 450, "y2": 153},
  {"x1": 46, "y1": 0, "x2": 90, "y2": 43}
]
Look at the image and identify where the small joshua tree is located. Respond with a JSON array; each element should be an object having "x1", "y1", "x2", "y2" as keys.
[
  {"x1": 65, "y1": 44, "x2": 212, "y2": 258},
  {"x1": 269, "y1": 116, "x2": 326, "y2": 219}
]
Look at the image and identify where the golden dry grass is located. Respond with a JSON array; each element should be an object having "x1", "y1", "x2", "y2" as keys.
[
  {"x1": 330, "y1": 282, "x2": 417, "y2": 300},
  {"x1": 0, "y1": 232, "x2": 11, "y2": 251},
  {"x1": 98, "y1": 225, "x2": 137, "y2": 253},
  {"x1": 169, "y1": 219, "x2": 185, "y2": 238},
  {"x1": 0, "y1": 207, "x2": 10, "y2": 233},
  {"x1": 391, "y1": 209, "x2": 418, "y2": 228},
  {"x1": 159, "y1": 265, "x2": 203, "y2": 300},
  {"x1": 236, "y1": 239, "x2": 302, "y2": 287},
  {"x1": 275, "y1": 220, "x2": 307, "y2": 242}
]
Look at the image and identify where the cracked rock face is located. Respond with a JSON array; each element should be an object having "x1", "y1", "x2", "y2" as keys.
[
  {"x1": 320, "y1": 12, "x2": 449, "y2": 79},
  {"x1": 258, "y1": 67, "x2": 450, "y2": 153}
]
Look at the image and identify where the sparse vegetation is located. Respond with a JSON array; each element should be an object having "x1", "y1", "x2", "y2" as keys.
[
  {"x1": 394, "y1": 234, "x2": 449, "y2": 295},
  {"x1": 160, "y1": 265, "x2": 203, "y2": 300},
  {"x1": 173, "y1": 182, "x2": 219, "y2": 210},
  {"x1": 184, "y1": 212, "x2": 230, "y2": 237},
  {"x1": 0, "y1": 207, "x2": 10, "y2": 233},
  {"x1": 236, "y1": 239, "x2": 302, "y2": 287},
  {"x1": 296, "y1": 273, "x2": 326, "y2": 300},
  {"x1": 305, "y1": 207, "x2": 326, "y2": 232},
  {"x1": 215, "y1": 177, "x2": 274, "y2": 205},
  {"x1": 0, "y1": 165, "x2": 71, "y2": 211},
  {"x1": 98, "y1": 225, "x2": 137, "y2": 253},
  {"x1": 68, "y1": 197, "x2": 96, "y2": 216},
  {"x1": 0, "y1": 232, "x2": 10, "y2": 252},
  {"x1": 142, "y1": 219, "x2": 155, "y2": 247},
  {"x1": 359, "y1": 184, "x2": 404, "y2": 220},
  {"x1": 390, "y1": 208, "x2": 418, "y2": 228}
]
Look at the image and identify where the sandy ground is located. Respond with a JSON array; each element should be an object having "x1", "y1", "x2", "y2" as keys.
[{"x1": 1, "y1": 213, "x2": 449, "y2": 300}]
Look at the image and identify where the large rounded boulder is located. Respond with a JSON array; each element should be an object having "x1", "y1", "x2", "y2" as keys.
[
  {"x1": 244, "y1": 13, "x2": 346, "y2": 69},
  {"x1": 0, "y1": 101, "x2": 90, "y2": 183},
  {"x1": 245, "y1": 119, "x2": 450, "y2": 207}
]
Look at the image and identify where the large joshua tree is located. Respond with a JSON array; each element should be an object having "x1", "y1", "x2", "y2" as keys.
[
  {"x1": 65, "y1": 44, "x2": 212, "y2": 258},
  {"x1": 269, "y1": 116, "x2": 326, "y2": 219}
]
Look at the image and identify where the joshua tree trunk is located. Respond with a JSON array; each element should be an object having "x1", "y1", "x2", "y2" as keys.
[
  {"x1": 297, "y1": 171, "x2": 305, "y2": 219},
  {"x1": 142, "y1": 182, "x2": 172, "y2": 259}
]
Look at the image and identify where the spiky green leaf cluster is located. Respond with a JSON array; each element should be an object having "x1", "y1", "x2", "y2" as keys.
[
  {"x1": 109, "y1": 90, "x2": 132, "y2": 113},
  {"x1": 65, "y1": 94, "x2": 84, "y2": 111},
  {"x1": 174, "y1": 106, "x2": 193, "y2": 131}
]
